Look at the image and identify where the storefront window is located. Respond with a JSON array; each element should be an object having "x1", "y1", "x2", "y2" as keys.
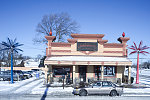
[
  {"x1": 104, "y1": 66, "x2": 115, "y2": 76},
  {"x1": 53, "y1": 68, "x2": 70, "y2": 75},
  {"x1": 95, "y1": 66, "x2": 115, "y2": 76},
  {"x1": 95, "y1": 66, "x2": 101, "y2": 76}
]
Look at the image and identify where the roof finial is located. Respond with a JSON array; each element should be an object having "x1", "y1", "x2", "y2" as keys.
[
  {"x1": 49, "y1": 29, "x2": 52, "y2": 36},
  {"x1": 122, "y1": 32, "x2": 125, "y2": 37}
]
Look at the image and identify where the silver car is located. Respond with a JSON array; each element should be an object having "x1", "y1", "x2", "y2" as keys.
[{"x1": 72, "y1": 81, "x2": 123, "y2": 96}]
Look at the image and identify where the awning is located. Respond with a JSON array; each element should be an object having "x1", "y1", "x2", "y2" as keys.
[{"x1": 44, "y1": 56, "x2": 132, "y2": 66}]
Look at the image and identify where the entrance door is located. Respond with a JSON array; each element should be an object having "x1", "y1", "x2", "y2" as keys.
[{"x1": 79, "y1": 66, "x2": 86, "y2": 82}]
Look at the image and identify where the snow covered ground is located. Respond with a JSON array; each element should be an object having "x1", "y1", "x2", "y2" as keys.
[
  {"x1": 0, "y1": 68, "x2": 150, "y2": 96},
  {"x1": 0, "y1": 75, "x2": 44, "y2": 94},
  {"x1": 125, "y1": 68, "x2": 150, "y2": 86}
]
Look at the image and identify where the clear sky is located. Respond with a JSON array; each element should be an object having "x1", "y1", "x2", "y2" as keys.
[{"x1": 0, "y1": 0, "x2": 150, "y2": 64}]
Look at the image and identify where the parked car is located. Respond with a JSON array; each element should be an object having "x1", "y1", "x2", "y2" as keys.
[
  {"x1": 27, "y1": 71, "x2": 35, "y2": 77},
  {"x1": 72, "y1": 81, "x2": 123, "y2": 96},
  {"x1": 22, "y1": 71, "x2": 32, "y2": 79},
  {"x1": 13, "y1": 70, "x2": 26, "y2": 80},
  {"x1": 0, "y1": 71, "x2": 24, "y2": 81}
]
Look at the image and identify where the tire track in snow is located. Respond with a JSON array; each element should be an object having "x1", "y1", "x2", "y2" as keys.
[{"x1": 11, "y1": 78, "x2": 44, "y2": 94}]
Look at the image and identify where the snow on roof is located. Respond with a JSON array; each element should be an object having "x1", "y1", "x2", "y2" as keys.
[
  {"x1": 46, "y1": 56, "x2": 131, "y2": 62},
  {"x1": 24, "y1": 59, "x2": 40, "y2": 67}
]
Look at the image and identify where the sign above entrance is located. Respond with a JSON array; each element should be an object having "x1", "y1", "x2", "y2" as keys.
[{"x1": 77, "y1": 42, "x2": 98, "y2": 51}]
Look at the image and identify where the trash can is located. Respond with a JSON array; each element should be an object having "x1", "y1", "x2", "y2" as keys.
[{"x1": 36, "y1": 72, "x2": 39, "y2": 78}]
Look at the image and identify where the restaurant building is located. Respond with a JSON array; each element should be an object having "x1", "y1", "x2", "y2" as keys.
[{"x1": 44, "y1": 33, "x2": 132, "y2": 85}]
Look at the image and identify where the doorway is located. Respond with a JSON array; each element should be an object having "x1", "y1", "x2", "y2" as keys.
[{"x1": 79, "y1": 66, "x2": 87, "y2": 82}]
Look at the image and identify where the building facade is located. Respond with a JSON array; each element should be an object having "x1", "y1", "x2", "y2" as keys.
[{"x1": 44, "y1": 33, "x2": 132, "y2": 84}]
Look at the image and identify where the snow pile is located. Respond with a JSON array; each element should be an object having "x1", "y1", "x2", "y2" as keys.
[{"x1": 124, "y1": 88, "x2": 150, "y2": 93}]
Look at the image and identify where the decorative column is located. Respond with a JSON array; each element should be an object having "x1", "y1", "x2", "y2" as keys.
[
  {"x1": 118, "y1": 32, "x2": 130, "y2": 57},
  {"x1": 73, "y1": 65, "x2": 76, "y2": 84},
  {"x1": 44, "y1": 64, "x2": 48, "y2": 84},
  {"x1": 45, "y1": 36, "x2": 56, "y2": 56},
  {"x1": 48, "y1": 65, "x2": 53, "y2": 83},
  {"x1": 128, "y1": 66, "x2": 131, "y2": 84},
  {"x1": 101, "y1": 65, "x2": 104, "y2": 81}
]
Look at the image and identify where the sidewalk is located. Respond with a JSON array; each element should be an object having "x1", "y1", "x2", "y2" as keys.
[{"x1": 31, "y1": 83, "x2": 150, "y2": 96}]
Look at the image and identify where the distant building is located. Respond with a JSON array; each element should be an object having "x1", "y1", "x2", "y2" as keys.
[{"x1": 44, "y1": 33, "x2": 132, "y2": 84}]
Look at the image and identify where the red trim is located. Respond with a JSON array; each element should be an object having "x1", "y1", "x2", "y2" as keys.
[
  {"x1": 116, "y1": 62, "x2": 118, "y2": 66},
  {"x1": 67, "y1": 39, "x2": 77, "y2": 44},
  {"x1": 103, "y1": 51, "x2": 123, "y2": 53},
  {"x1": 72, "y1": 61, "x2": 76, "y2": 65},
  {"x1": 104, "y1": 43, "x2": 123, "y2": 48},
  {"x1": 118, "y1": 37, "x2": 130, "y2": 43},
  {"x1": 51, "y1": 50, "x2": 71, "y2": 52},
  {"x1": 71, "y1": 33, "x2": 104, "y2": 39},
  {"x1": 52, "y1": 66, "x2": 72, "y2": 68},
  {"x1": 45, "y1": 36, "x2": 56, "y2": 41},
  {"x1": 98, "y1": 39, "x2": 108, "y2": 44},
  {"x1": 101, "y1": 62, "x2": 104, "y2": 65},
  {"x1": 58, "y1": 61, "x2": 61, "y2": 64},
  {"x1": 49, "y1": 55, "x2": 128, "y2": 57},
  {"x1": 51, "y1": 43, "x2": 71, "y2": 47},
  {"x1": 80, "y1": 51, "x2": 96, "y2": 55}
]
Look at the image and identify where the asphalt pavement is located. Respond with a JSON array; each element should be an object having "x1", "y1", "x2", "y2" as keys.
[{"x1": 0, "y1": 93, "x2": 150, "y2": 100}]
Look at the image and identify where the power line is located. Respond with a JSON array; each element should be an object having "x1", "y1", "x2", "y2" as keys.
[{"x1": 129, "y1": 58, "x2": 150, "y2": 59}]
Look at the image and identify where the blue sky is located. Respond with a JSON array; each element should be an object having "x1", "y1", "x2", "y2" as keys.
[{"x1": 0, "y1": 0, "x2": 150, "y2": 64}]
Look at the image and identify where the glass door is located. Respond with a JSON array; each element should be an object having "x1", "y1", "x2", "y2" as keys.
[{"x1": 79, "y1": 66, "x2": 86, "y2": 82}]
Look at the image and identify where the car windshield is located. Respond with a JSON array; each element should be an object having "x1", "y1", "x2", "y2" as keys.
[{"x1": 102, "y1": 81, "x2": 113, "y2": 87}]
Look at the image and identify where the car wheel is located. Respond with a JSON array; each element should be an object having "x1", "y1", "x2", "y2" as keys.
[
  {"x1": 110, "y1": 90, "x2": 117, "y2": 96},
  {"x1": 79, "y1": 89, "x2": 87, "y2": 96}
]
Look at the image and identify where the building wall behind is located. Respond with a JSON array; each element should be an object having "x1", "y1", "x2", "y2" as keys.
[{"x1": 46, "y1": 38, "x2": 124, "y2": 57}]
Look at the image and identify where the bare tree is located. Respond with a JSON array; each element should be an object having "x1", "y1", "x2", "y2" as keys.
[{"x1": 34, "y1": 12, "x2": 79, "y2": 43}]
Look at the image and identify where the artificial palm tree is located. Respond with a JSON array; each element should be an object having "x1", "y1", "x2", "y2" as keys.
[
  {"x1": 0, "y1": 38, "x2": 23, "y2": 83},
  {"x1": 128, "y1": 41, "x2": 149, "y2": 84}
]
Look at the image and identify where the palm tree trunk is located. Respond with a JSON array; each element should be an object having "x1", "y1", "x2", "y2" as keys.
[
  {"x1": 136, "y1": 53, "x2": 139, "y2": 84},
  {"x1": 11, "y1": 52, "x2": 13, "y2": 84}
]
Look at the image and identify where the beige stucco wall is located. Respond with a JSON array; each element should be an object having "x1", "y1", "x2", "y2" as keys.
[
  {"x1": 86, "y1": 65, "x2": 94, "y2": 78},
  {"x1": 77, "y1": 39, "x2": 97, "y2": 42},
  {"x1": 116, "y1": 66, "x2": 125, "y2": 82},
  {"x1": 49, "y1": 38, "x2": 124, "y2": 57},
  {"x1": 75, "y1": 65, "x2": 79, "y2": 78}
]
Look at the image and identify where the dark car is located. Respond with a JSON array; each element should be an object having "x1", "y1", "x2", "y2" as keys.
[
  {"x1": 12, "y1": 70, "x2": 25, "y2": 80},
  {"x1": 0, "y1": 71, "x2": 23, "y2": 81},
  {"x1": 22, "y1": 71, "x2": 32, "y2": 78},
  {"x1": 72, "y1": 81, "x2": 123, "y2": 96}
]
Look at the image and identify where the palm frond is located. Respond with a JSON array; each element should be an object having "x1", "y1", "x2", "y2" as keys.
[
  {"x1": 14, "y1": 43, "x2": 24, "y2": 47},
  {"x1": 139, "y1": 51, "x2": 149, "y2": 54},
  {"x1": 13, "y1": 38, "x2": 17, "y2": 44},
  {"x1": 139, "y1": 41, "x2": 143, "y2": 50},
  {"x1": 7, "y1": 38, "x2": 12, "y2": 46},
  {"x1": 0, "y1": 48, "x2": 11, "y2": 51},
  {"x1": 1, "y1": 41, "x2": 10, "y2": 47},
  {"x1": 129, "y1": 51, "x2": 137, "y2": 55},
  {"x1": 1, "y1": 37, "x2": 23, "y2": 53},
  {"x1": 140, "y1": 46, "x2": 150, "y2": 50},
  {"x1": 13, "y1": 49, "x2": 18, "y2": 53},
  {"x1": 128, "y1": 47, "x2": 137, "y2": 50},
  {"x1": 133, "y1": 42, "x2": 138, "y2": 50},
  {"x1": 15, "y1": 48, "x2": 23, "y2": 52}
]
